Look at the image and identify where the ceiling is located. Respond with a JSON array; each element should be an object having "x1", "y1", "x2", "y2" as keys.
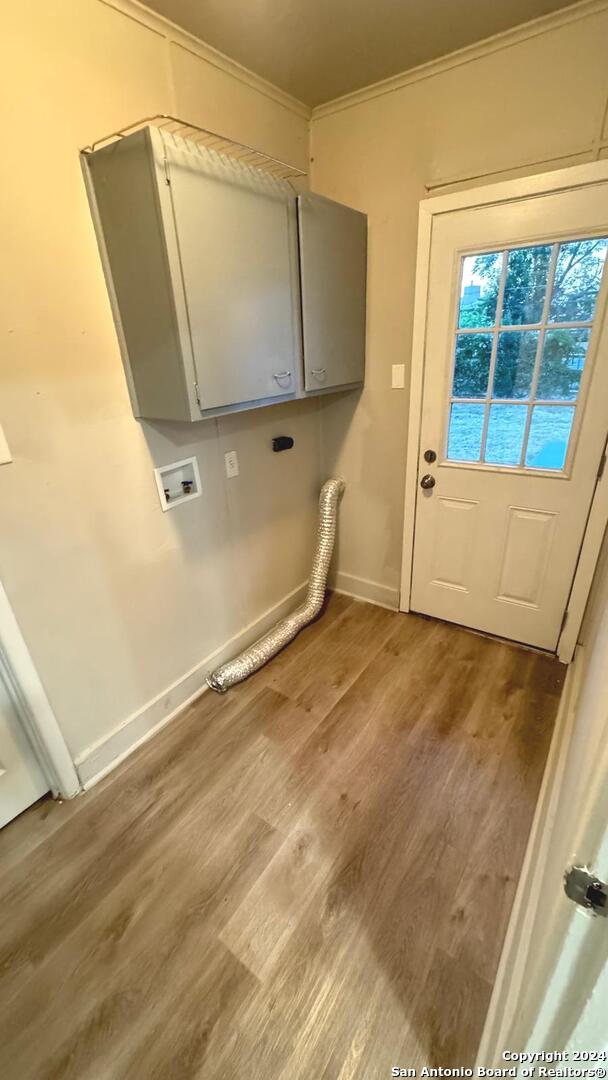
[{"x1": 145, "y1": 0, "x2": 577, "y2": 107}]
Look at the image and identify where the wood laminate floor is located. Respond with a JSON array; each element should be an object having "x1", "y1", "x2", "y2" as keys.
[{"x1": 0, "y1": 596, "x2": 564, "y2": 1079}]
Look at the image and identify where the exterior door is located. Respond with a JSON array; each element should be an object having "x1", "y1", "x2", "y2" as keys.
[
  {"x1": 0, "y1": 670, "x2": 47, "y2": 829},
  {"x1": 410, "y1": 182, "x2": 608, "y2": 650}
]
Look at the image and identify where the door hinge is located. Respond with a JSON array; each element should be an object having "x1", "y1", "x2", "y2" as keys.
[
  {"x1": 194, "y1": 382, "x2": 202, "y2": 408},
  {"x1": 564, "y1": 865, "x2": 608, "y2": 917},
  {"x1": 597, "y1": 448, "x2": 607, "y2": 481},
  {"x1": 559, "y1": 608, "x2": 569, "y2": 636}
]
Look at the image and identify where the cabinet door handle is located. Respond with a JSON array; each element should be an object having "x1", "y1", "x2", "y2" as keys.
[
  {"x1": 273, "y1": 371, "x2": 292, "y2": 382},
  {"x1": 311, "y1": 368, "x2": 326, "y2": 376}
]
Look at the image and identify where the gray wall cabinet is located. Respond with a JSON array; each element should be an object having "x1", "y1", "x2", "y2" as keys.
[
  {"x1": 83, "y1": 127, "x2": 366, "y2": 422},
  {"x1": 297, "y1": 193, "x2": 367, "y2": 395}
]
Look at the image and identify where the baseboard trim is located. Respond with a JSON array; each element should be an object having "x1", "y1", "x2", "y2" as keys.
[
  {"x1": 75, "y1": 580, "x2": 308, "y2": 790},
  {"x1": 331, "y1": 570, "x2": 400, "y2": 611}
]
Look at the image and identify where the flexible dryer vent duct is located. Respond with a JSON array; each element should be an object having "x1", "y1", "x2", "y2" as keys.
[{"x1": 207, "y1": 477, "x2": 345, "y2": 693}]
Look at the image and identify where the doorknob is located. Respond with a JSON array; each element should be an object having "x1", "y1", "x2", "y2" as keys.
[{"x1": 420, "y1": 473, "x2": 436, "y2": 490}]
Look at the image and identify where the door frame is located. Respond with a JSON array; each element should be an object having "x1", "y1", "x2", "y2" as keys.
[
  {"x1": 0, "y1": 580, "x2": 80, "y2": 800},
  {"x1": 399, "y1": 160, "x2": 608, "y2": 662}
]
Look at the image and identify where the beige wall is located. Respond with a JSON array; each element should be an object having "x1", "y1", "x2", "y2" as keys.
[
  {"x1": 0, "y1": 0, "x2": 318, "y2": 764},
  {"x1": 311, "y1": 1, "x2": 608, "y2": 606}
]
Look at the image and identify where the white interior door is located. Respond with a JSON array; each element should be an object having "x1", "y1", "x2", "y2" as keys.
[
  {"x1": 525, "y1": 817, "x2": 608, "y2": 1053},
  {"x1": 0, "y1": 671, "x2": 48, "y2": 829},
  {"x1": 410, "y1": 183, "x2": 608, "y2": 650},
  {"x1": 478, "y1": 565, "x2": 608, "y2": 1060}
]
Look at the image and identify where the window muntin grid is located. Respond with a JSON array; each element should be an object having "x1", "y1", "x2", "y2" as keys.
[{"x1": 446, "y1": 238, "x2": 608, "y2": 471}]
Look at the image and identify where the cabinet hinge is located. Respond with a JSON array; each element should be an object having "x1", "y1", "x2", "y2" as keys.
[
  {"x1": 194, "y1": 382, "x2": 201, "y2": 408},
  {"x1": 559, "y1": 609, "x2": 569, "y2": 636},
  {"x1": 564, "y1": 865, "x2": 608, "y2": 917},
  {"x1": 163, "y1": 158, "x2": 171, "y2": 187}
]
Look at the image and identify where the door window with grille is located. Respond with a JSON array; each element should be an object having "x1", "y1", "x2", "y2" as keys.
[{"x1": 446, "y1": 238, "x2": 608, "y2": 470}]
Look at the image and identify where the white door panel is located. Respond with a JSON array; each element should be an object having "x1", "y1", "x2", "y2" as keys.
[
  {"x1": 411, "y1": 183, "x2": 608, "y2": 650},
  {"x1": 496, "y1": 507, "x2": 556, "y2": 607},
  {"x1": 0, "y1": 675, "x2": 47, "y2": 829},
  {"x1": 429, "y1": 496, "x2": 478, "y2": 592}
]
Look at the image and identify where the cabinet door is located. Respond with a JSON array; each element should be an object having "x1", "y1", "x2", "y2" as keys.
[
  {"x1": 167, "y1": 148, "x2": 301, "y2": 412},
  {"x1": 298, "y1": 193, "x2": 367, "y2": 392}
]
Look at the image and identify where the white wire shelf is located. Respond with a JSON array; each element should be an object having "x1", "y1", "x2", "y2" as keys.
[{"x1": 80, "y1": 114, "x2": 307, "y2": 183}]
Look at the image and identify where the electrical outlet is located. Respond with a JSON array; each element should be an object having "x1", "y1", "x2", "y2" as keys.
[
  {"x1": 224, "y1": 450, "x2": 239, "y2": 478},
  {"x1": 392, "y1": 364, "x2": 405, "y2": 389}
]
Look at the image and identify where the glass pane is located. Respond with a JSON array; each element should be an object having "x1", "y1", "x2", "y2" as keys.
[
  {"x1": 501, "y1": 244, "x2": 552, "y2": 326},
  {"x1": 537, "y1": 329, "x2": 590, "y2": 401},
  {"x1": 452, "y1": 333, "x2": 492, "y2": 397},
  {"x1": 492, "y1": 331, "x2": 539, "y2": 399},
  {"x1": 525, "y1": 406, "x2": 575, "y2": 470},
  {"x1": 447, "y1": 403, "x2": 485, "y2": 461},
  {"x1": 549, "y1": 238, "x2": 608, "y2": 323},
  {"x1": 484, "y1": 405, "x2": 527, "y2": 466},
  {"x1": 458, "y1": 252, "x2": 502, "y2": 328}
]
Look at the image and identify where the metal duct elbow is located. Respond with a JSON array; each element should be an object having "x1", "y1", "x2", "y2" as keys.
[{"x1": 206, "y1": 477, "x2": 345, "y2": 693}]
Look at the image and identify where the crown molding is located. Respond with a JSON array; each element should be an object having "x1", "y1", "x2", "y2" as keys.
[
  {"x1": 312, "y1": 0, "x2": 608, "y2": 121},
  {"x1": 98, "y1": 0, "x2": 312, "y2": 120}
]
